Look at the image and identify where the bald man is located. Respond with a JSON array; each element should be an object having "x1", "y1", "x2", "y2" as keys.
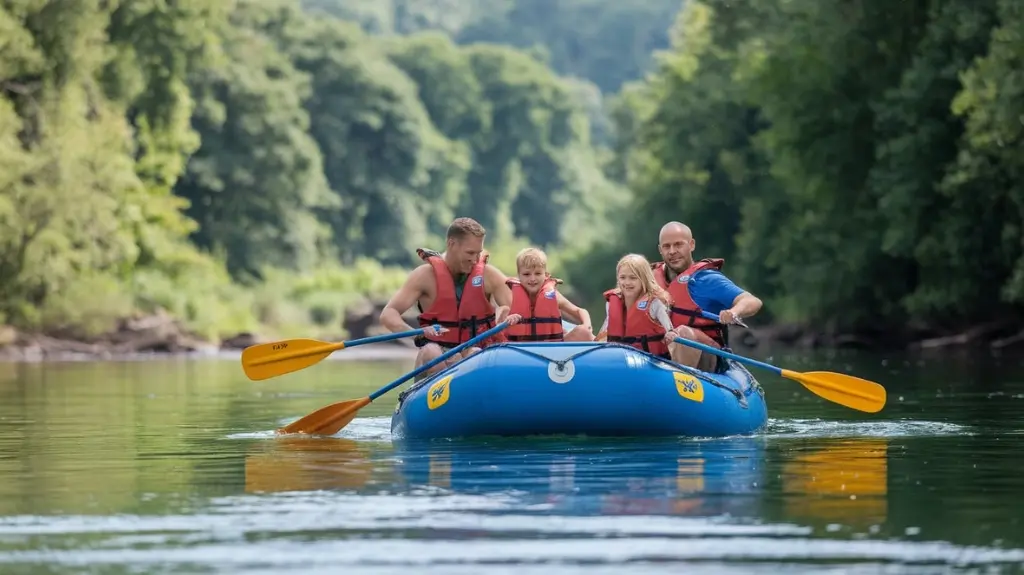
[{"x1": 653, "y1": 222, "x2": 762, "y2": 373}]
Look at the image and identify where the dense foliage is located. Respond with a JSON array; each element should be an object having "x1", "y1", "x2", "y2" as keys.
[
  {"x1": 3, "y1": 0, "x2": 1022, "y2": 345},
  {"x1": 563, "y1": 0, "x2": 1024, "y2": 343},
  {"x1": 299, "y1": 0, "x2": 681, "y2": 94},
  {"x1": 0, "y1": 0, "x2": 618, "y2": 340}
]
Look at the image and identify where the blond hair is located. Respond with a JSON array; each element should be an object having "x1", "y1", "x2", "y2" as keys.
[
  {"x1": 616, "y1": 253, "x2": 671, "y2": 306},
  {"x1": 516, "y1": 247, "x2": 548, "y2": 272}
]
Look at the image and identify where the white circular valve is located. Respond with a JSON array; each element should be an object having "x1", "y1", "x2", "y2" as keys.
[{"x1": 547, "y1": 360, "x2": 575, "y2": 384}]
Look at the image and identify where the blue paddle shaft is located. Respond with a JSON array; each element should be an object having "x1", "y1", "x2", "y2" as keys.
[
  {"x1": 368, "y1": 321, "x2": 511, "y2": 401},
  {"x1": 345, "y1": 326, "x2": 431, "y2": 348},
  {"x1": 672, "y1": 336, "x2": 781, "y2": 376},
  {"x1": 700, "y1": 310, "x2": 749, "y2": 329}
]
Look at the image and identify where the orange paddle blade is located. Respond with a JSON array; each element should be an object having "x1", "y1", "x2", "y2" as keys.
[
  {"x1": 242, "y1": 339, "x2": 345, "y2": 381},
  {"x1": 780, "y1": 369, "x2": 887, "y2": 413},
  {"x1": 276, "y1": 397, "x2": 371, "y2": 436}
]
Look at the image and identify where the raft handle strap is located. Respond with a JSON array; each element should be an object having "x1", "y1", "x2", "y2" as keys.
[
  {"x1": 492, "y1": 343, "x2": 612, "y2": 372},
  {"x1": 491, "y1": 343, "x2": 748, "y2": 402},
  {"x1": 395, "y1": 342, "x2": 753, "y2": 407}
]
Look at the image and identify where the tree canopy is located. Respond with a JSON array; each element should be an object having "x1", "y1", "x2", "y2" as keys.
[
  {"x1": 0, "y1": 0, "x2": 620, "y2": 340},
  {"x1": 3, "y1": 0, "x2": 1022, "y2": 346},
  {"x1": 561, "y1": 0, "x2": 1024, "y2": 343}
]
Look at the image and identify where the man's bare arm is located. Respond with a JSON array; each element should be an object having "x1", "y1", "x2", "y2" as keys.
[
  {"x1": 727, "y1": 292, "x2": 762, "y2": 320},
  {"x1": 379, "y1": 265, "x2": 429, "y2": 332}
]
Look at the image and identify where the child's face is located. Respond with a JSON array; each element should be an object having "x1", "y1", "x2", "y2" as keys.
[
  {"x1": 518, "y1": 266, "x2": 547, "y2": 293},
  {"x1": 617, "y1": 265, "x2": 642, "y2": 299}
]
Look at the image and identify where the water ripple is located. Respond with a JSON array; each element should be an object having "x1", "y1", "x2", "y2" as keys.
[
  {"x1": 764, "y1": 418, "x2": 972, "y2": 438},
  {"x1": 1, "y1": 534, "x2": 1021, "y2": 571},
  {"x1": 3, "y1": 355, "x2": 1023, "y2": 574}
]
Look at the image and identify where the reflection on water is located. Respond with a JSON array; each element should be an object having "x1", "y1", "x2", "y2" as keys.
[
  {"x1": 244, "y1": 437, "x2": 381, "y2": 494},
  {"x1": 245, "y1": 436, "x2": 768, "y2": 519},
  {"x1": 241, "y1": 434, "x2": 891, "y2": 529},
  {"x1": 0, "y1": 355, "x2": 1023, "y2": 573},
  {"x1": 781, "y1": 439, "x2": 888, "y2": 527}
]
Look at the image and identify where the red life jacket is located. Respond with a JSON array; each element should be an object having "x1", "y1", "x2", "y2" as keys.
[
  {"x1": 652, "y1": 258, "x2": 727, "y2": 347},
  {"x1": 603, "y1": 289, "x2": 669, "y2": 357},
  {"x1": 415, "y1": 248, "x2": 497, "y2": 346},
  {"x1": 505, "y1": 277, "x2": 564, "y2": 341}
]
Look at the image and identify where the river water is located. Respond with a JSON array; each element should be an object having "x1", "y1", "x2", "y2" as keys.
[{"x1": 0, "y1": 346, "x2": 1022, "y2": 574}]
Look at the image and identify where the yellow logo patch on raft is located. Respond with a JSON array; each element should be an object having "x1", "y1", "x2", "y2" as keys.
[
  {"x1": 673, "y1": 372, "x2": 704, "y2": 403},
  {"x1": 427, "y1": 375, "x2": 453, "y2": 410}
]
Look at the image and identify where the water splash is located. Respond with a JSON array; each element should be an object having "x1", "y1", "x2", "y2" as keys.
[
  {"x1": 224, "y1": 415, "x2": 393, "y2": 441},
  {"x1": 764, "y1": 418, "x2": 972, "y2": 438},
  {"x1": 337, "y1": 416, "x2": 394, "y2": 441},
  {"x1": 225, "y1": 430, "x2": 278, "y2": 440}
]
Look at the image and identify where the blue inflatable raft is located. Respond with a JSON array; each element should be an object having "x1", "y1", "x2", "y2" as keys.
[{"x1": 391, "y1": 342, "x2": 768, "y2": 440}]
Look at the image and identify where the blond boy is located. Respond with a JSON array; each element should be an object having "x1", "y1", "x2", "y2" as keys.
[{"x1": 498, "y1": 248, "x2": 594, "y2": 341}]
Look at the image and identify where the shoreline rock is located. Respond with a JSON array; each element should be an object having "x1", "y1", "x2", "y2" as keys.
[
  {"x1": 3, "y1": 299, "x2": 1022, "y2": 363},
  {"x1": 0, "y1": 298, "x2": 421, "y2": 363},
  {"x1": 0, "y1": 310, "x2": 220, "y2": 362}
]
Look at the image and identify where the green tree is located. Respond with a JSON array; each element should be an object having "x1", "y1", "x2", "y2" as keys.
[
  {"x1": 456, "y1": 0, "x2": 681, "y2": 94},
  {"x1": 918, "y1": 0, "x2": 1024, "y2": 319},
  {"x1": 0, "y1": 0, "x2": 253, "y2": 337},
  {"x1": 173, "y1": 5, "x2": 336, "y2": 280},
  {"x1": 300, "y1": 0, "x2": 683, "y2": 95},
  {"x1": 565, "y1": 1, "x2": 773, "y2": 310},
  {"x1": 386, "y1": 33, "x2": 616, "y2": 248},
  {"x1": 244, "y1": 6, "x2": 470, "y2": 265},
  {"x1": 866, "y1": 0, "x2": 1001, "y2": 324}
]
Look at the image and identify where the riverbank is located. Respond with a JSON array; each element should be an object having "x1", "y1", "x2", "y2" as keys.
[
  {"x1": 0, "y1": 299, "x2": 422, "y2": 363},
  {"x1": 3, "y1": 297, "x2": 1023, "y2": 362},
  {"x1": 744, "y1": 318, "x2": 1024, "y2": 354}
]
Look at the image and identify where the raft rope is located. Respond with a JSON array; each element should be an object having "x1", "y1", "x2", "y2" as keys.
[{"x1": 396, "y1": 342, "x2": 762, "y2": 407}]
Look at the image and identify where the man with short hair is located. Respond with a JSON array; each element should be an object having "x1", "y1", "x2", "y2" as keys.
[
  {"x1": 653, "y1": 221, "x2": 763, "y2": 372},
  {"x1": 379, "y1": 217, "x2": 515, "y2": 378}
]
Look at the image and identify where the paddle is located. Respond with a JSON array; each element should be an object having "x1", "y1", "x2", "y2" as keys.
[
  {"x1": 671, "y1": 333, "x2": 887, "y2": 414},
  {"x1": 276, "y1": 320, "x2": 513, "y2": 436},
  {"x1": 700, "y1": 309, "x2": 748, "y2": 328},
  {"x1": 241, "y1": 327, "x2": 436, "y2": 381}
]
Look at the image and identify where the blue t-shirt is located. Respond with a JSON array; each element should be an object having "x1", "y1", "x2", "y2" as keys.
[{"x1": 685, "y1": 270, "x2": 746, "y2": 314}]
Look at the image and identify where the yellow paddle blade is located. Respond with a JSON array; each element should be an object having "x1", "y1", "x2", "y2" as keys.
[
  {"x1": 781, "y1": 369, "x2": 887, "y2": 413},
  {"x1": 241, "y1": 338, "x2": 345, "y2": 381},
  {"x1": 276, "y1": 397, "x2": 371, "y2": 436}
]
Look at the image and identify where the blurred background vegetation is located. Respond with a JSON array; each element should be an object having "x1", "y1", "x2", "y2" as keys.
[{"x1": 1, "y1": 0, "x2": 1021, "y2": 346}]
